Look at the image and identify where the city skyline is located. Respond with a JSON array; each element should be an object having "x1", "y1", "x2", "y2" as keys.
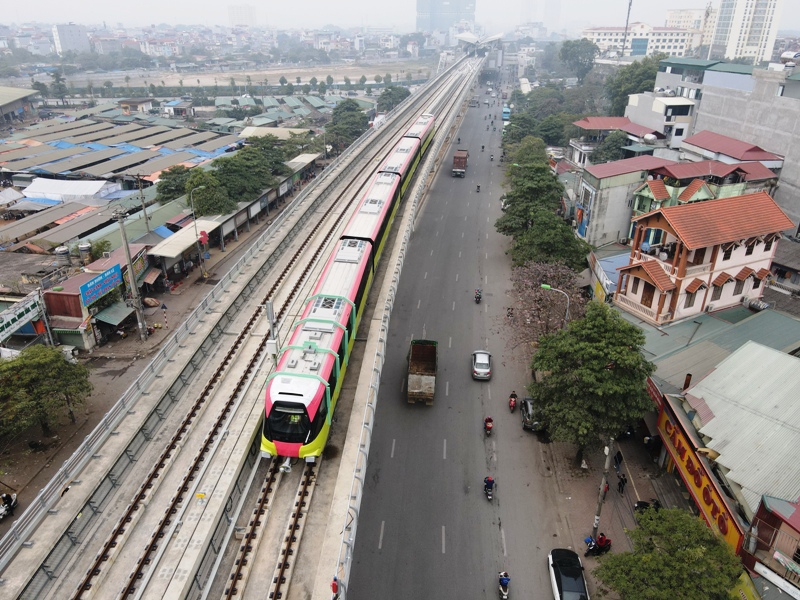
[{"x1": 5, "y1": 0, "x2": 798, "y2": 35}]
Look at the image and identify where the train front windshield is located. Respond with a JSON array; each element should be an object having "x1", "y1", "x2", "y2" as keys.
[{"x1": 266, "y1": 403, "x2": 311, "y2": 444}]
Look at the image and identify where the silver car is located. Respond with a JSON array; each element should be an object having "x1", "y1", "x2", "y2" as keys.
[{"x1": 471, "y1": 350, "x2": 492, "y2": 380}]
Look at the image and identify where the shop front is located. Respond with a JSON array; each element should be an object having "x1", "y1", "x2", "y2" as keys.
[{"x1": 657, "y1": 401, "x2": 746, "y2": 553}]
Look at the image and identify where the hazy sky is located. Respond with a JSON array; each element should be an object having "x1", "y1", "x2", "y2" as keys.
[{"x1": 7, "y1": 0, "x2": 798, "y2": 35}]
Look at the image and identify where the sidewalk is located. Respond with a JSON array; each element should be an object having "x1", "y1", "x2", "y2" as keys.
[{"x1": 547, "y1": 433, "x2": 694, "y2": 594}]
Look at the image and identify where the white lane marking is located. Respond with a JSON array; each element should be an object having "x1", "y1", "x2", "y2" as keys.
[
  {"x1": 417, "y1": 299, "x2": 421, "y2": 309},
  {"x1": 436, "y1": 230, "x2": 439, "y2": 237},
  {"x1": 452, "y1": 301, "x2": 456, "y2": 311},
  {"x1": 485, "y1": 252, "x2": 488, "y2": 260},
  {"x1": 485, "y1": 303, "x2": 488, "y2": 313},
  {"x1": 455, "y1": 273, "x2": 459, "y2": 282},
  {"x1": 459, "y1": 251, "x2": 462, "y2": 258},
  {"x1": 484, "y1": 275, "x2": 488, "y2": 285},
  {"x1": 422, "y1": 324, "x2": 427, "y2": 338},
  {"x1": 487, "y1": 217, "x2": 490, "y2": 223},
  {"x1": 424, "y1": 272, "x2": 428, "y2": 279},
  {"x1": 391, "y1": 439, "x2": 396, "y2": 458},
  {"x1": 442, "y1": 526, "x2": 446, "y2": 553},
  {"x1": 378, "y1": 521, "x2": 385, "y2": 550},
  {"x1": 430, "y1": 249, "x2": 434, "y2": 256},
  {"x1": 446, "y1": 381, "x2": 449, "y2": 396},
  {"x1": 448, "y1": 336, "x2": 452, "y2": 348},
  {"x1": 486, "y1": 233, "x2": 489, "y2": 239},
  {"x1": 486, "y1": 337, "x2": 489, "y2": 347},
  {"x1": 462, "y1": 232, "x2": 464, "y2": 238},
  {"x1": 466, "y1": 202, "x2": 470, "y2": 207},
  {"x1": 492, "y1": 439, "x2": 497, "y2": 460},
  {"x1": 488, "y1": 386, "x2": 492, "y2": 400},
  {"x1": 501, "y1": 527, "x2": 507, "y2": 556},
  {"x1": 443, "y1": 439, "x2": 447, "y2": 459}
]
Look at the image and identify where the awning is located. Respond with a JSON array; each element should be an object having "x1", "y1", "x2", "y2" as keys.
[
  {"x1": 143, "y1": 267, "x2": 161, "y2": 285},
  {"x1": 94, "y1": 302, "x2": 135, "y2": 326}
]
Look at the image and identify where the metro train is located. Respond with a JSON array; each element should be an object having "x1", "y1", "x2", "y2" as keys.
[{"x1": 261, "y1": 112, "x2": 436, "y2": 462}]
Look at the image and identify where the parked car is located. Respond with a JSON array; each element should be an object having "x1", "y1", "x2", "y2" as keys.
[
  {"x1": 521, "y1": 397, "x2": 544, "y2": 431},
  {"x1": 548, "y1": 548, "x2": 589, "y2": 600},
  {"x1": 471, "y1": 350, "x2": 492, "y2": 380}
]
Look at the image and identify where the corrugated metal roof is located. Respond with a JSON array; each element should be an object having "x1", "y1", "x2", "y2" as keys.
[
  {"x1": 80, "y1": 151, "x2": 155, "y2": 177},
  {"x1": 148, "y1": 218, "x2": 222, "y2": 258},
  {"x1": 684, "y1": 341, "x2": 800, "y2": 511},
  {"x1": 162, "y1": 131, "x2": 218, "y2": 149},
  {"x1": 32, "y1": 122, "x2": 113, "y2": 143},
  {"x1": 282, "y1": 96, "x2": 303, "y2": 108},
  {"x1": 120, "y1": 151, "x2": 196, "y2": 177},
  {"x1": 0, "y1": 86, "x2": 40, "y2": 104},
  {"x1": 5, "y1": 147, "x2": 87, "y2": 171},
  {"x1": 682, "y1": 131, "x2": 783, "y2": 161},
  {"x1": 0, "y1": 201, "x2": 89, "y2": 243},
  {"x1": 304, "y1": 96, "x2": 326, "y2": 108},
  {"x1": 63, "y1": 123, "x2": 142, "y2": 144},
  {"x1": 37, "y1": 147, "x2": 127, "y2": 174}
]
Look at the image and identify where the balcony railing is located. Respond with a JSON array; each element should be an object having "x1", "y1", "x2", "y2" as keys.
[
  {"x1": 741, "y1": 520, "x2": 800, "y2": 588},
  {"x1": 615, "y1": 293, "x2": 673, "y2": 324},
  {"x1": 684, "y1": 262, "x2": 711, "y2": 277}
]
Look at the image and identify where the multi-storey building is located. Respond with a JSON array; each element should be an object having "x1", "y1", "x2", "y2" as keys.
[
  {"x1": 416, "y1": 0, "x2": 475, "y2": 33},
  {"x1": 614, "y1": 192, "x2": 793, "y2": 326},
  {"x1": 52, "y1": 23, "x2": 91, "y2": 56},
  {"x1": 567, "y1": 116, "x2": 662, "y2": 169},
  {"x1": 228, "y1": 5, "x2": 257, "y2": 28},
  {"x1": 581, "y1": 22, "x2": 701, "y2": 58},
  {"x1": 709, "y1": 0, "x2": 783, "y2": 64},
  {"x1": 625, "y1": 92, "x2": 695, "y2": 149},
  {"x1": 666, "y1": 7, "x2": 717, "y2": 49}
]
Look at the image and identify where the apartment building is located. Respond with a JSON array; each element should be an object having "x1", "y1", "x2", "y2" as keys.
[
  {"x1": 52, "y1": 23, "x2": 91, "y2": 56},
  {"x1": 581, "y1": 22, "x2": 701, "y2": 58},
  {"x1": 666, "y1": 7, "x2": 717, "y2": 49},
  {"x1": 709, "y1": 0, "x2": 783, "y2": 64}
]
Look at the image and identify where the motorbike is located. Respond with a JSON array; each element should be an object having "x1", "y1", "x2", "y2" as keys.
[
  {"x1": 634, "y1": 498, "x2": 662, "y2": 513},
  {"x1": 481, "y1": 145, "x2": 484, "y2": 152},
  {"x1": 484, "y1": 417, "x2": 494, "y2": 436},
  {"x1": 487, "y1": 125, "x2": 489, "y2": 131},
  {"x1": 508, "y1": 395, "x2": 517, "y2": 412},
  {"x1": 498, "y1": 572, "x2": 510, "y2": 599},
  {"x1": 476, "y1": 185, "x2": 480, "y2": 193},
  {"x1": 0, "y1": 493, "x2": 17, "y2": 521},
  {"x1": 490, "y1": 155, "x2": 494, "y2": 161},
  {"x1": 484, "y1": 483, "x2": 494, "y2": 501},
  {"x1": 475, "y1": 289, "x2": 482, "y2": 304},
  {"x1": 584, "y1": 535, "x2": 612, "y2": 556}
]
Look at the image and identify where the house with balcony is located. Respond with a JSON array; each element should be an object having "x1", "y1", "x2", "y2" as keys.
[
  {"x1": 624, "y1": 91, "x2": 695, "y2": 149},
  {"x1": 567, "y1": 116, "x2": 663, "y2": 169},
  {"x1": 574, "y1": 155, "x2": 676, "y2": 246},
  {"x1": 680, "y1": 130, "x2": 784, "y2": 172},
  {"x1": 614, "y1": 192, "x2": 794, "y2": 326}
]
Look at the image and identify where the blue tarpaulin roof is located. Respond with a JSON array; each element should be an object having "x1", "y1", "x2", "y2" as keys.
[{"x1": 154, "y1": 225, "x2": 173, "y2": 238}]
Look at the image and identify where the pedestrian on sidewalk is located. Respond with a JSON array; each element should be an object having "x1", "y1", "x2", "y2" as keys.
[
  {"x1": 617, "y1": 473, "x2": 628, "y2": 494},
  {"x1": 614, "y1": 450, "x2": 623, "y2": 473}
]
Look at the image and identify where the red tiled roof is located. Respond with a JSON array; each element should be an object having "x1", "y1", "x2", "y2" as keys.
[
  {"x1": 572, "y1": 116, "x2": 632, "y2": 131},
  {"x1": 633, "y1": 192, "x2": 795, "y2": 250},
  {"x1": 682, "y1": 131, "x2": 783, "y2": 162},
  {"x1": 655, "y1": 160, "x2": 739, "y2": 180},
  {"x1": 735, "y1": 161, "x2": 777, "y2": 181},
  {"x1": 756, "y1": 268, "x2": 771, "y2": 280},
  {"x1": 646, "y1": 180, "x2": 670, "y2": 200},
  {"x1": 586, "y1": 155, "x2": 677, "y2": 179},
  {"x1": 678, "y1": 179, "x2": 707, "y2": 201},
  {"x1": 735, "y1": 266, "x2": 755, "y2": 281},
  {"x1": 712, "y1": 271, "x2": 734, "y2": 286},
  {"x1": 619, "y1": 122, "x2": 661, "y2": 138},
  {"x1": 619, "y1": 260, "x2": 677, "y2": 292},
  {"x1": 685, "y1": 278, "x2": 707, "y2": 293}
]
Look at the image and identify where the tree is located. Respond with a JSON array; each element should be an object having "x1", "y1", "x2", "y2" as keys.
[
  {"x1": 279, "y1": 75, "x2": 288, "y2": 87},
  {"x1": 534, "y1": 112, "x2": 579, "y2": 146},
  {"x1": 326, "y1": 75, "x2": 334, "y2": 86},
  {"x1": 506, "y1": 263, "x2": 587, "y2": 358},
  {"x1": 295, "y1": 76, "x2": 301, "y2": 84},
  {"x1": 343, "y1": 76, "x2": 351, "y2": 89},
  {"x1": 508, "y1": 209, "x2": 592, "y2": 270},
  {"x1": 325, "y1": 98, "x2": 369, "y2": 151},
  {"x1": 0, "y1": 345, "x2": 93, "y2": 438},
  {"x1": 90, "y1": 239, "x2": 111, "y2": 262},
  {"x1": 359, "y1": 75, "x2": 367, "y2": 86},
  {"x1": 528, "y1": 302, "x2": 655, "y2": 453},
  {"x1": 310, "y1": 76, "x2": 318, "y2": 89},
  {"x1": 184, "y1": 170, "x2": 236, "y2": 216},
  {"x1": 589, "y1": 130, "x2": 630, "y2": 164},
  {"x1": 384, "y1": 73, "x2": 392, "y2": 84},
  {"x1": 605, "y1": 54, "x2": 666, "y2": 116},
  {"x1": 559, "y1": 38, "x2": 599, "y2": 83},
  {"x1": 156, "y1": 165, "x2": 192, "y2": 204},
  {"x1": 374, "y1": 74, "x2": 382, "y2": 84},
  {"x1": 301, "y1": 84, "x2": 311, "y2": 95},
  {"x1": 318, "y1": 82, "x2": 327, "y2": 95},
  {"x1": 285, "y1": 83, "x2": 295, "y2": 95},
  {"x1": 49, "y1": 70, "x2": 69, "y2": 105},
  {"x1": 406, "y1": 72, "x2": 413, "y2": 83},
  {"x1": 103, "y1": 80, "x2": 114, "y2": 97},
  {"x1": 31, "y1": 81, "x2": 49, "y2": 99},
  {"x1": 212, "y1": 146, "x2": 276, "y2": 201},
  {"x1": 377, "y1": 86, "x2": 411, "y2": 111},
  {"x1": 594, "y1": 509, "x2": 742, "y2": 600}
]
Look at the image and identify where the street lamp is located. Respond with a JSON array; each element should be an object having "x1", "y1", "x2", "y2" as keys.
[
  {"x1": 189, "y1": 185, "x2": 207, "y2": 278},
  {"x1": 541, "y1": 284, "x2": 570, "y2": 329}
]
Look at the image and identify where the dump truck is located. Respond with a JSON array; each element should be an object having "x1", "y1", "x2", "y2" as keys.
[
  {"x1": 407, "y1": 339, "x2": 437, "y2": 405},
  {"x1": 452, "y1": 149, "x2": 469, "y2": 177}
]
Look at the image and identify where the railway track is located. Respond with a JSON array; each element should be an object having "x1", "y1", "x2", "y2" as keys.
[{"x1": 2, "y1": 56, "x2": 478, "y2": 600}]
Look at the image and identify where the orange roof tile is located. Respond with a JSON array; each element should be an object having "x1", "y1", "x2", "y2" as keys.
[
  {"x1": 632, "y1": 192, "x2": 795, "y2": 250},
  {"x1": 735, "y1": 266, "x2": 755, "y2": 281},
  {"x1": 712, "y1": 272, "x2": 734, "y2": 286},
  {"x1": 646, "y1": 180, "x2": 670, "y2": 200},
  {"x1": 682, "y1": 131, "x2": 783, "y2": 161},
  {"x1": 678, "y1": 179, "x2": 706, "y2": 201},
  {"x1": 756, "y1": 268, "x2": 771, "y2": 280},
  {"x1": 685, "y1": 278, "x2": 707, "y2": 293},
  {"x1": 620, "y1": 260, "x2": 676, "y2": 292}
]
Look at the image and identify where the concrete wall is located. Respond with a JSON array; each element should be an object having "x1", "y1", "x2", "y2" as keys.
[
  {"x1": 694, "y1": 69, "x2": 800, "y2": 231},
  {"x1": 582, "y1": 180, "x2": 642, "y2": 246}
]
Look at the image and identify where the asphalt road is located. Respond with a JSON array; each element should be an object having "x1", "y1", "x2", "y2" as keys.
[{"x1": 349, "y1": 82, "x2": 562, "y2": 599}]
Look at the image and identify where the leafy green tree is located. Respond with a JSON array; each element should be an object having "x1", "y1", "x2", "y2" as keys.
[
  {"x1": 240, "y1": 135, "x2": 291, "y2": 176},
  {"x1": 359, "y1": 75, "x2": 367, "y2": 86},
  {"x1": 559, "y1": 38, "x2": 599, "y2": 83},
  {"x1": 509, "y1": 209, "x2": 592, "y2": 269},
  {"x1": 0, "y1": 345, "x2": 93, "y2": 438},
  {"x1": 384, "y1": 73, "x2": 392, "y2": 84},
  {"x1": 326, "y1": 75, "x2": 334, "y2": 86},
  {"x1": 156, "y1": 165, "x2": 192, "y2": 204},
  {"x1": 589, "y1": 130, "x2": 630, "y2": 164},
  {"x1": 31, "y1": 81, "x2": 49, "y2": 99},
  {"x1": 343, "y1": 76, "x2": 351, "y2": 89},
  {"x1": 301, "y1": 84, "x2": 311, "y2": 94},
  {"x1": 103, "y1": 80, "x2": 114, "y2": 97},
  {"x1": 406, "y1": 72, "x2": 413, "y2": 83},
  {"x1": 310, "y1": 76, "x2": 318, "y2": 89},
  {"x1": 212, "y1": 146, "x2": 277, "y2": 201},
  {"x1": 374, "y1": 74, "x2": 382, "y2": 84},
  {"x1": 90, "y1": 239, "x2": 111, "y2": 261},
  {"x1": 279, "y1": 75, "x2": 288, "y2": 87},
  {"x1": 605, "y1": 54, "x2": 666, "y2": 116},
  {"x1": 326, "y1": 98, "x2": 369, "y2": 151},
  {"x1": 318, "y1": 82, "x2": 327, "y2": 95},
  {"x1": 185, "y1": 170, "x2": 235, "y2": 216},
  {"x1": 295, "y1": 76, "x2": 301, "y2": 84},
  {"x1": 595, "y1": 508, "x2": 742, "y2": 600},
  {"x1": 534, "y1": 112, "x2": 579, "y2": 146},
  {"x1": 529, "y1": 302, "x2": 655, "y2": 453},
  {"x1": 49, "y1": 70, "x2": 69, "y2": 105},
  {"x1": 285, "y1": 83, "x2": 295, "y2": 95},
  {"x1": 377, "y1": 86, "x2": 411, "y2": 111}
]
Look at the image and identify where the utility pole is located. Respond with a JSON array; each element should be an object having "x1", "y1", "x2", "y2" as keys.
[
  {"x1": 620, "y1": 0, "x2": 633, "y2": 64},
  {"x1": 114, "y1": 209, "x2": 148, "y2": 342},
  {"x1": 591, "y1": 438, "x2": 616, "y2": 539},
  {"x1": 137, "y1": 176, "x2": 151, "y2": 233}
]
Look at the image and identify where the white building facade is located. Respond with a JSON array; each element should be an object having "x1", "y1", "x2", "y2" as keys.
[
  {"x1": 582, "y1": 22, "x2": 701, "y2": 58},
  {"x1": 709, "y1": 0, "x2": 783, "y2": 64},
  {"x1": 52, "y1": 23, "x2": 91, "y2": 56}
]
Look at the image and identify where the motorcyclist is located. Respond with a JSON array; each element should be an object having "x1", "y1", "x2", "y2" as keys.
[
  {"x1": 457, "y1": 137, "x2": 461, "y2": 144},
  {"x1": 484, "y1": 416, "x2": 493, "y2": 431},
  {"x1": 484, "y1": 476, "x2": 495, "y2": 492},
  {"x1": 476, "y1": 184, "x2": 480, "y2": 192},
  {"x1": 597, "y1": 533, "x2": 609, "y2": 548},
  {"x1": 499, "y1": 571, "x2": 510, "y2": 587},
  {"x1": 490, "y1": 154, "x2": 494, "y2": 161},
  {"x1": 509, "y1": 390, "x2": 518, "y2": 401},
  {"x1": 475, "y1": 288, "x2": 482, "y2": 299},
  {"x1": 481, "y1": 145, "x2": 484, "y2": 152}
]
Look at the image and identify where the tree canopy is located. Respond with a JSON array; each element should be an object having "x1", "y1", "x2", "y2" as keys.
[
  {"x1": 325, "y1": 99, "x2": 369, "y2": 151},
  {"x1": 594, "y1": 508, "x2": 742, "y2": 600},
  {"x1": 559, "y1": 39, "x2": 600, "y2": 83},
  {"x1": 0, "y1": 345, "x2": 93, "y2": 439},
  {"x1": 377, "y1": 86, "x2": 411, "y2": 111},
  {"x1": 528, "y1": 302, "x2": 655, "y2": 450},
  {"x1": 589, "y1": 130, "x2": 630, "y2": 164},
  {"x1": 605, "y1": 54, "x2": 666, "y2": 116},
  {"x1": 184, "y1": 169, "x2": 236, "y2": 217},
  {"x1": 156, "y1": 165, "x2": 192, "y2": 204}
]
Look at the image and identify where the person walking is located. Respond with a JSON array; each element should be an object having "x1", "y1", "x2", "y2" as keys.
[{"x1": 617, "y1": 473, "x2": 628, "y2": 494}]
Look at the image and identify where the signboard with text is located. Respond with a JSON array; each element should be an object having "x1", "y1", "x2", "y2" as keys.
[{"x1": 80, "y1": 265, "x2": 122, "y2": 307}]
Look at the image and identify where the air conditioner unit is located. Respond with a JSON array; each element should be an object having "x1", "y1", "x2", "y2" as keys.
[
  {"x1": 705, "y1": 304, "x2": 715, "y2": 312},
  {"x1": 741, "y1": 296, "x2": 749, "y2": 304},
  {"x1": 89, "y1": 307, "x2": 99, "y2": 316},
  {"x1": 103, "y1": 252, "x2": 111, "y2": 258},
  {"x1": 619, "y1": 238, "x2": 629, "y2": 245}
]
